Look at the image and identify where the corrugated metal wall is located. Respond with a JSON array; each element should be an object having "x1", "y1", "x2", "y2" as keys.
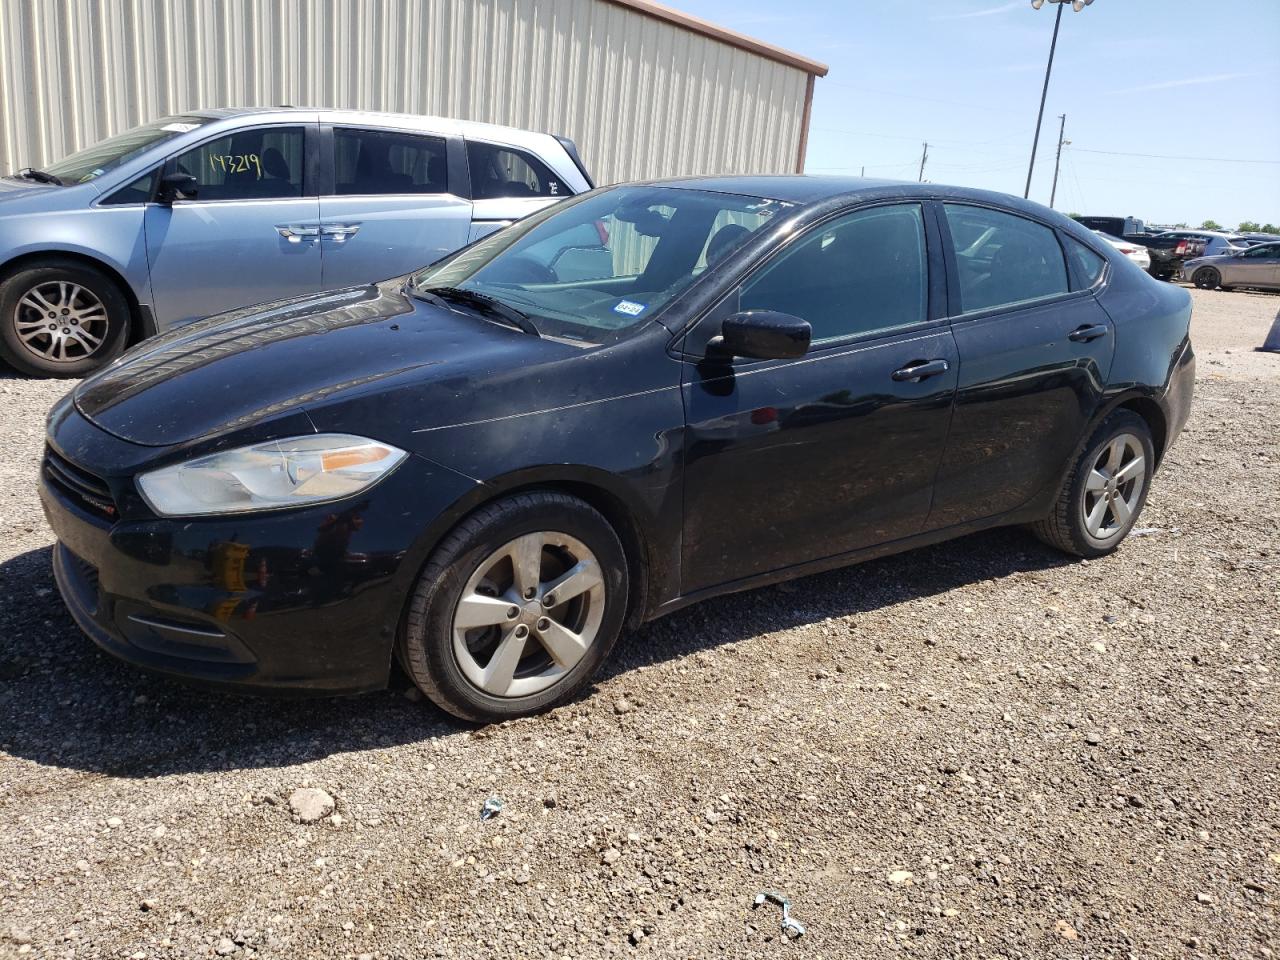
[{"x1": 0, "y1": 0, "x2": 810, "y2": 185}]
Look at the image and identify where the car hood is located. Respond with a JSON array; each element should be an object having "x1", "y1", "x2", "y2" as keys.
[
  {"x1": 0, "y1": 176, "x2": 61, "y2": 204},
  {"x1": 74, "y1": 279, "x2": 585, "y2": 448}
]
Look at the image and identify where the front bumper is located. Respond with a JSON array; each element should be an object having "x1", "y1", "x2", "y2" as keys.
[{"x1": 41, "y1": 408, "x2": 479, "y2": 694}]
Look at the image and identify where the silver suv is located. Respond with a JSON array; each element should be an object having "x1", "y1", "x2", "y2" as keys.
[{"x1": 0, "y1": 108, "x2": 593, "y2": 376}]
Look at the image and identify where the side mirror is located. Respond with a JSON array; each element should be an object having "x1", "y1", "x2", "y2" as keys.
[
  {"x1": 157, "y1": 172, "x2": 199, "y2": 204},
  {"x1": 709, "y1": 310, "x2": 811, "y2": 361}
]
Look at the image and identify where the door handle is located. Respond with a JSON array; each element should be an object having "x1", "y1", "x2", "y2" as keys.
[
  {"x1": 320, "y1": 223, "x2": 361, "y2": 243},
  {"x1": 891, "y1": 358, "x2": 950, "y2": 382},
  {"x1": 276, "y1": 224, "x2": 320, "y2": 243},
  {"x1": 1068, "y1": 323, "x2": 1109, "y2": 343}
]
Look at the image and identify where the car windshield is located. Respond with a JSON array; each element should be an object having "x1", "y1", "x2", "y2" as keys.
[
  {"x1": 411, "y1": 185, "x2": 792, "y2": 342},
  {"x1": 36, "y1": 115, "x2": 212, "y2": 185}
]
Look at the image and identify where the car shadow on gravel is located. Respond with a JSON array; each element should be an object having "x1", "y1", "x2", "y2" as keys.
[
  {"x1": 1, "y1": 528, "x2": 1072, "y2": 778},
  {"x1": 605, "y1": 526, "x2": 1076, "y2": 681}
]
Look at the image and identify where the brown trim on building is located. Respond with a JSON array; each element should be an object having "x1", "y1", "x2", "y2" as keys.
[
  {"x1": 601, "y1": 0, "x2": 829, "y2": 77},
  {"x1": 795, "y1": 73, "x2": 816, "y2": 172}
]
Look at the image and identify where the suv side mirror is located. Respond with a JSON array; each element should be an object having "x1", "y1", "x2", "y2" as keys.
[
  {"x1": 709, "y1": 310, "x2": 811, "y2": 361},
  {"x1": 157, "y1": 172, "x2": 199, "y2": 204}
]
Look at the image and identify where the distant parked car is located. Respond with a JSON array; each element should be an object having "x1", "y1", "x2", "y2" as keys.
[
  {"x1": 1182, "y1": 241, "x2": 1280, "y2": 291},
  {"x1": 1124, "y1": 230, "x2": 1248, "y2": 280},
  {"x1": 1237, "y1": 231, "x2": 1280, "y2": 245},
  {"x1": 1094, "y1": 231, "x2": 1151, "y2": 271},
  {"x1": 0, "y1": 108, "x2": 593, "y2": 376},
  {"x1": 1072, "y1": 215, "x2": 1146, "y2": 237}
]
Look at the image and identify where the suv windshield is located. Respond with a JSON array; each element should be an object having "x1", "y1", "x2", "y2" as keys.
[
  {"x1": 412, "y1": 185, "x2": 792, "y2": 342},
  {"x1": 35, "y1": 115, "x2": 212, "y2": 185}
]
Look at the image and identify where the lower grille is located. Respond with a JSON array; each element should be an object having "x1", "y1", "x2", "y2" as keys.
[
  {"x1": 43, "y1": 447, "x2": 117, "y2": 521},
  {"x1": 57, "y1": 544, "x2": 101, "y2": 616}
]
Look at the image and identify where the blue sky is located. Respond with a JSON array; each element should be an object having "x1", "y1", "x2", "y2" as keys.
[{"x1": 676, "y1": 0, "x2": 1280, "y2": 229}]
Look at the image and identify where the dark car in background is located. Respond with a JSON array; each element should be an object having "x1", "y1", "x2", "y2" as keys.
[{"x1": 41, "y1": 177, "x2": 1194, "y2": 722}]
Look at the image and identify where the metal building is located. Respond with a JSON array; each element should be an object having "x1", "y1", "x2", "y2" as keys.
[{"x1": 0, "y1": 0, "x2": 827, "y2": 184}]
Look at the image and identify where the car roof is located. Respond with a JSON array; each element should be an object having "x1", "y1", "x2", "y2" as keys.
[
  {"x1": 633, "y1": 175, "x2": 1065, "y2": 218},
  {"x1": 184, "y1": 106, "x2": 559, "y2": 144}
]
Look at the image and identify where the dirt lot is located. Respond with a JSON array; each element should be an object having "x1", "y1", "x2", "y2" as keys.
[{"x1": 1, "y1": 288, "x2": 1277, "y2": 960}]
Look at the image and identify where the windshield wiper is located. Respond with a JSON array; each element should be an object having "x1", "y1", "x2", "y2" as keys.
[
  {"x1": 414, "y1": 285, "x2": 541, "y2": 337},
  {"x1": 16, "y1": 167, "x2": 65, "y2": 186}
]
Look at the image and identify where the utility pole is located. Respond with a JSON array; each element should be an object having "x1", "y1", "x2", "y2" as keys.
[
  {"x1": 1049, "y1": 114, "x2": 1068, "y2": 208},
  {"x1": 1025, "y1": 1, "x2": 1064, "y2": 198},
  {"x1": 918, "y1": 142, "x2": 929, "y2": 182}
]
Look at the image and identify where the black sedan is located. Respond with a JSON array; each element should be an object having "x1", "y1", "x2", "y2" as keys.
[{"x1": 40, "y1": 176, "x2": 1195, "y2": 721}]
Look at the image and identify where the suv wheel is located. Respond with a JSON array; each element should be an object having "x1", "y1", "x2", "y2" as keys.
[
  {"x1": 0, "y1": 260, "x2": 130, "y2": 377},
  {"x1": 1031, "y1": 410, "x2": 1155, "y2": 558},
  {"x1": 400, "y1": 492, "x2": 629, "y2": 722}
]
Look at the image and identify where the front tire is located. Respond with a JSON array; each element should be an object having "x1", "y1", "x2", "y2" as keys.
[
  {"x1": 1031, "y1": 410, "x2": 1155, "y2": 558},
  {"x1": 400, "y1": 492, "x2": 629, "y2": 722},
  {"x1": 0, "y1": 259, "x2": 130, "y2": 377},
  {"x1": 1192, "y1": 266, "x2": 1221, "y2": 290}
]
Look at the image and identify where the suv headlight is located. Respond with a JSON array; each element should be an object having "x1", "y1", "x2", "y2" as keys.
[{"x1": 137, "y1": 434, "x2": 407, "y2": 517}]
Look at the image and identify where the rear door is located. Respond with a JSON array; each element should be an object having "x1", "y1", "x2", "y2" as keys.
[
  {"x1": 927, "y1": 203, "x2": 1115, "y2": 529},
  {"x1": 680, "y1": 201, "x2": 958, "y2": 593},
  {"x1": 144, "y1": 122, "x2": 322, "y2": 326},
  {"x1": 317, "y1": 125, "x2": 473, "y2": 288}
]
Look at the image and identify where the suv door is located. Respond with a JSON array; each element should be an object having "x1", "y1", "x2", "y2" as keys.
[
  {"x1": 318, "y1": 126, "x2": 473, "y2": 288},
  {"x1": 466, "y1": 139, "x2": 573, "y2": 240},
  {"x1": 927, "y1": 203, "x2": 1115, "y2": 529},
  {"x1": 680, "y1": 202, "x2": 958, "y2": 593},
  {"x1": 143, "y1": 123, "x2": 322, "y2": 327}
]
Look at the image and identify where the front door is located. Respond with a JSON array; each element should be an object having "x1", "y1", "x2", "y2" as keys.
[
  {"x1": 680, "y1": 202, "x2": 958, "y2": 594},
  {"x1": 318, "y1": 127, "x2": 473, "y2": 288},
  {"x1": 927, "y1": 203, "x2": 1116, "y2": 528},
  {"x1": 144, "y1": 123, "x2": 322, "y2": 328},
  {"x1": 1222, "y1": 242, "x2": 1280, "y2": 289}
]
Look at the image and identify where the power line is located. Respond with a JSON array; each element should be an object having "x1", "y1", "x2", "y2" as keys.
[{"x1": 1072, "y1": 147, "x2": 1280, "y2": 165}]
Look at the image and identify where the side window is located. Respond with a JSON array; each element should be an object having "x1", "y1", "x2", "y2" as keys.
[
  {"x1": 944, "y1": 204, "x2": 1069, "y2": 313},
  {"x1": 1243, "y1": 244, "x2": 1279, "y2": 259},
  {"x1": 333, "y1": 128, "x2": 448, "y2": 195},
  {"x1": 740, "y1": 203, "x2": 928, "y2": 343},
  {"x1": 467, "y1": 141, "x2": 565, "y2": 200},
  {"x1": 1063, "y1": 235, "x2": 1106, "y2": 288},
  {"x1": 172, "y1": 127, "x2": 305, "y2": 201},
  {"x1": 101, "y1": 169, "x2": 158, "y2": 205}
]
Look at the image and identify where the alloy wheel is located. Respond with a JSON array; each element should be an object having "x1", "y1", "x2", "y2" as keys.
[
  {"x1": 1193, "y1": 267, "x2": 1220, "y2": 290},
  {"x1": 451, "y1": 531, "x2": 605, "y2": 698},
  {"x1": 1080, "y1": 433, "x2": 1146, "y2": 542},
  {"x1": 13, "y1": 281, "x2": 110, "y2": 362}
]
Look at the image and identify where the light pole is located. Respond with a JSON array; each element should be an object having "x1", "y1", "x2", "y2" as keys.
[{"x1": 1025, "y1": 0, "x2": 1093, "y2": 199}]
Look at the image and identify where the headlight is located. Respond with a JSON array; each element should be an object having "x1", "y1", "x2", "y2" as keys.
[{"x1": 137, "y1": 434, "x2": 407, "y2": 517}]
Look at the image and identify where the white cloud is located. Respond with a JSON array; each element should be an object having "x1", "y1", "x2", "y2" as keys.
[{"x1": 931, "y1": 1, "x2": 1024, "y2": 21}]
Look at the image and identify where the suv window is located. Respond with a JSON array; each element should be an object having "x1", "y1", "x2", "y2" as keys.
[
  {"x1": 944, "y1": 204, "x2": 1068, "y2": 313},
  {"x1": 1063, "y1": 235, "x2": 1106, "y2": 287},
  {"x1": 334, "y1": 128, "x2": 448, "y2": 195},
  {"x1": 467, "y1": 141, "x2": 565, "y2": 200},
  {"x1": 173, "y1": 127, "x2": 305, "y2": 201},
  {"x1": 741, "y1": 203, "x2": 928, "y2": 343}
]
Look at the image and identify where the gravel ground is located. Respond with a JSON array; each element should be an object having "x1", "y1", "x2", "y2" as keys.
[{"x1": 1, "y1": 287, "x2": 1277, "y2": 959}]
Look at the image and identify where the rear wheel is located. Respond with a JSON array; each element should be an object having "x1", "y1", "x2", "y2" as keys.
[
  {"x1": 1192, "y1": 266, "x2": 1221, "y2": 290},
  {"x1": 0, "y1": 260, "x2": 130, "y2": 377},
  {"x1": 1031, "y1": 410, "x2": 1154, "y2": 558},
  {"x1": 400, "y1": 492, "x2": 629, "y2": 722}
]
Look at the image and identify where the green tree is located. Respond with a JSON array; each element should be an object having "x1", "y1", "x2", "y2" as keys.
[
  {"x1": 1239, "y1": 221, "x2": 1262, "y2": 232},
  {"x1": 1200, "y1": 219, "x2": 1223, "y2": 230}
]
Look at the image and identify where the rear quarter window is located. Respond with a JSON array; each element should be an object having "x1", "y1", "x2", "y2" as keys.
[{"x1": 1063, "y1": 235, "x2": 1107, "y2": 288}]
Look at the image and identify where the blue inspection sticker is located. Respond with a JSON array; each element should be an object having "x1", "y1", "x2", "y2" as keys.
[{"x1": 613, "y1": 300, "x2": 647, "y2": 317}]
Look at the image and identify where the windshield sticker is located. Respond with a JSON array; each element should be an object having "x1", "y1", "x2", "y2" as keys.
[
  {"x1": 161, "y1": 122, "x2": 200, "y2": 133},
  {"x1": 613, "y1": 300, "x2": 646, "y2": 317}
]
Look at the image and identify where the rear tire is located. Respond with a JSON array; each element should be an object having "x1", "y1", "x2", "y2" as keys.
[
  {"x1": 0, "y1": 259, "x2": 130, "y2": 377},
  {"x1": 399, "y1": 492, "x2": 629, "y2": 722},
  {"x1": 1192, "y1": 266, "x2": 1221, "y2": 290},
  {"x1": 1031, "y1": 410, "x2": 1155, "y2": 558}
]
